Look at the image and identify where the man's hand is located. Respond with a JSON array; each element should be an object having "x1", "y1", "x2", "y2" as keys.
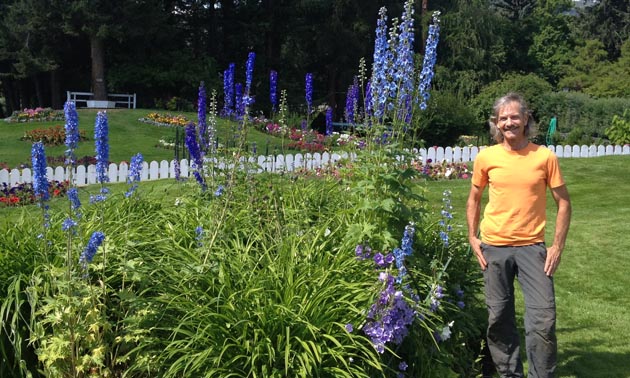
[
  {"x1": 470, "y1": 236, "x2": 487, "y2": 271},
  {"x1": 544, "y1": 245, "x2": 562, "y2": 276}
]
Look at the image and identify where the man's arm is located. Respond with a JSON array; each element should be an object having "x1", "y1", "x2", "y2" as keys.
[
  {"x1": 544, "y1": 184, "x2": 572, "y2": 276},
  {"x1": 466, "y1": 183, "x2": 487, "y2": 270}
]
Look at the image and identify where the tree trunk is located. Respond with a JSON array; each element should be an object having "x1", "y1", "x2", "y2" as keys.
[
  {"x1": 50, "y1": 69, "x2": 62, "y2": 109},
  {"x1": 33, "y1": 74, "x2": 45, "y2": 107},
  {"x1": 90, "y1": 36, "x2": 107, "y2": 101}
]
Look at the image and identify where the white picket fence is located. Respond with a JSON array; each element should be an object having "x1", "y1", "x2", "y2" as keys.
[{"x1": 2, "y1": 144, "x2": 629, "y2": 187}]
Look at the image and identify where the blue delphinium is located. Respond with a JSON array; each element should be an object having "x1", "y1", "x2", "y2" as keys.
[
  {"x1": 214, "y1": 184, "x2": 224, "y2": 197},
  {"x1": 31, "y1": 142, "x2": 50, "y2": 202},
  {"x1": 79, "y1": 231, "x2": 105, "y2": 270},
  {"x1": 234, "y1": 83, "x2": 244, "y2": 120},
  {"x1": 305, "y1": 73, "x2": 313, "y2": 114},
  {"x1": 325, "y1": 107, "x2": 333, "y2": 136},
  {"x1": 64, "y1": 101, "x2": 79, "y2": 164},
  {"x1": 364, "y1": 80, "x2": 373, "y2": 119},
  {"x1": 429, "y1": 284, "x2": 444, "y2": 312},
  {"x1": 62, "y1": 217, "x2": 77, "y2": 232},
  {"x1": 417, "y1": 11, "x2": 441, "y2": 110},
  {"x1": 370, "y1": 7, "x2": 390, "y2": 120},
  {"x1": 393, "y1": 0, "x2": 415, "y2": 122},
  {"x1": 245, "y1": 52, "x2": 256, "y2": 93},
  {"x1": 439, "y1": 189, "x2": 453, "y2": 247},
  {"x1": 198, "y1": 82, "x2": 207, "y2": 151},
  {"x1": 269, "y1": 70, "x2": 278, "y2": 112},
  {"x1": 345, "y1": 78, "x2": 359, "y2": 124},
  {"x1": 243, "y1": 52, "x2": 256, "y2": 109},
  {"x1": 185, "y1": 123, "x2": 206, "y2": 190},
  {"x1": 392, "y1": 223, "x2": 415, "y2": 283},
  {"x1": 94, "y1": 111, "x2": 110, "y2": 184},
  {"x1": 223, "y1": 63, "x2": 235, "y2": 116},
  {"x1": 363, "y1": 272, "x2": 416, "y2": 354},
  {"x1": 67, "y1": 187, "x2": 81, "y2": 210},
  {"x1": 125, "y1": 153, "x2": 143, "y2": 197}
]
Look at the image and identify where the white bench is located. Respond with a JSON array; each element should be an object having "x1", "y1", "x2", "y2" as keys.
[{"x1": 66, "y1": 91, "x2": 137, "y2": 109}]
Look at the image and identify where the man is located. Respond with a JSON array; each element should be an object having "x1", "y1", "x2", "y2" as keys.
[{"x1": 466, "y1": 93, "x2": 572, "y2": 378}]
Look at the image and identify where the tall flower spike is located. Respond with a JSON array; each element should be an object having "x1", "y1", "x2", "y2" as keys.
[
  {"x1": 67, "y1": 187, "x2": 81, "y2": 210},
  {"x1": 198, "y1": 81, "x2": 207, "y2": 151},
  {"x1": 245, "y1": 52, "x2": 256, "y2": 93},
  {"x1": 31, "y1": 142, "x2": 50, "y2": 202},
  {"x1": 234, "y1": 83, "x2": 244, "y2": 120},
  {"x1": 125, "y1": 153, "x2": 143, "y2": 198},
  {"x1": 79, "y1": 231, "x2": 105, "y2": 270},
  {"x1": 185, "y1": 123, "x2": 206, "y2": 190},
  {"x1": 305, "y1": 73, "x2": 313, "y2": 114},
  {"x1": 417, "y1": 11, "x2": 441, "y2": 110},
  {"x1": 94, "y1": 111, "x2": 110, "y2": 184},
  {"x1": 325, "y1": 107, "x2": 333, "y2": 136},
  {"x1": 223, "y1": 64, "x2": 235, "y2": 116},
  {"x1": 393, "y1": 0, "x2": 415, "y2": 122},
  {"x1": 243, "y1": 52, "x2": 256, "y2": 109},
  {"x1": 269, "y1": 70, "x2": 278, "y2": 112},
  {"x1": 370, "y1": 7, "x2": 390, "y2": 120},
  {"x1": 64, "y1": 101, "x2": 79, "y2": 165}
]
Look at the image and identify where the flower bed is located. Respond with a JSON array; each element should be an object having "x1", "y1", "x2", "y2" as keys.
[
  {"x1": 4, "y1": 107, "x2": 65, "y2": 123},
  {"x1": 138, "y1": 112, "x2": 190, "y2": 127},
  {"x1": 411, "y1": 159, "x2": 471, "y2": 180},
  {"x1": 0, "y1": 180, "x2": 69, "y2": 207},
  {"x1": 21, "y1": 125, "x2": 89, "y2": 146}
]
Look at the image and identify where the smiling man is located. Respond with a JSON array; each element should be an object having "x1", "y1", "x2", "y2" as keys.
[{"x1": 466, "y1": 93, "x2": 572, "y2": 378}]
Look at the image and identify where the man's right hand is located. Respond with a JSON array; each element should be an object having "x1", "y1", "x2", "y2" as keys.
[{"x1": 469, "y1": 236, "x2": 487, "y2": 271}]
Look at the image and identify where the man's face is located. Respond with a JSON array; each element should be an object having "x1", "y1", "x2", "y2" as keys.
[{"x1": 497, "y1": 102, "x2": 527, "y2": 141}]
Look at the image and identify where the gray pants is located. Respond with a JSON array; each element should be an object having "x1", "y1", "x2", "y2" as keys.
[{"x1": 481, "y1": 243, "x2": 557, "y2": 378}]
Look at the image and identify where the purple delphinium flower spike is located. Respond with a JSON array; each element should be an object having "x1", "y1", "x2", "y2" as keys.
[
  {"x1": 185, "y1": 123, "x2": 206, "y2": 190},
  {"x1": 198, "y1": 82, "x2": 207, "y2": 151},
  {"x1": 31, "y1": 142, "x2": 50, "y2": 202},
  {"x1": 94, "y1": 111, "x2": 110, "y2": 184},
  {"x1": 245, "y1": 52, "x2": 256, "y2": 93},
  {"x1": 125, "y1": 153, "x2": 143, "y2": 197},
  {"x1": 234, "y1": 83, "x2": 244, "y2": 120},
  {"x1": 371, "y1": 7, "x2": 390, "y2": 120},
  {"x1": 68, "y1": 187, "x2": 81, "y2": 210},
  {"x1": 64, "y1": 101, "x2": 79, "y2": 165},
  {"x1": 305, "y1": 73, "x2": 313, "y2": 114},
  {"x1": 417, "y1": 11, "x2": 441, "y2": 110},
  {"x1": 325, "y1": 107, "x2": 333, "y2": 136},
  {"x1": 79, "y1": 231, "x2": 105, "y2": 270},
  {"x1": 269, "y1": 70, "x2": 278, "y2": 112}
]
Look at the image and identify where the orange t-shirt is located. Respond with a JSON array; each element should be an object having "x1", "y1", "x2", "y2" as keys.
[{"x1": 472, "y1": 143, "x2": 565, "y2": 246}]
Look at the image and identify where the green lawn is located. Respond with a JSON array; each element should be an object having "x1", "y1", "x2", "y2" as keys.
[
  {"x1": 0, "y1": 108, "x2": 289, "y2": 168},
  {"x1": 425, "y1": 155, "x2": 630, "y2": 377}
]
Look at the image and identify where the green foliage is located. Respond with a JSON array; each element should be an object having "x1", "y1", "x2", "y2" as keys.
[
  {"x1": 416, "y1": 91, "x2": 476, "y2": 147},
  {"x1": 605, "y1": 110, "x2": 630, "y2": 145},
  {"x1": 558, "y1": 39, "x2": 613, "y2": 94},
  {"x1": 536, "y1": 92, "x2": 630, "y2": 145}
]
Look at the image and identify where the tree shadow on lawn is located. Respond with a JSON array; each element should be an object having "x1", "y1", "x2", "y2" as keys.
[{"x1": 557, "y1": 331, "x2": 630, "y2": 378}]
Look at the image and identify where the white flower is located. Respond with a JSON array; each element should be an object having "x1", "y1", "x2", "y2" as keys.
[{"x1": 440, "y1": 321, "x2": 455, "y2": 341}]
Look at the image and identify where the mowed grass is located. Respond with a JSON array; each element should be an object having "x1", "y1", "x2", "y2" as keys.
[
  {"x1": 425, "y1": 155, "x2": 630, "y2": 377},
  {"x1": 0, "y1": 108, "x2": 287, "y2": 168}
]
